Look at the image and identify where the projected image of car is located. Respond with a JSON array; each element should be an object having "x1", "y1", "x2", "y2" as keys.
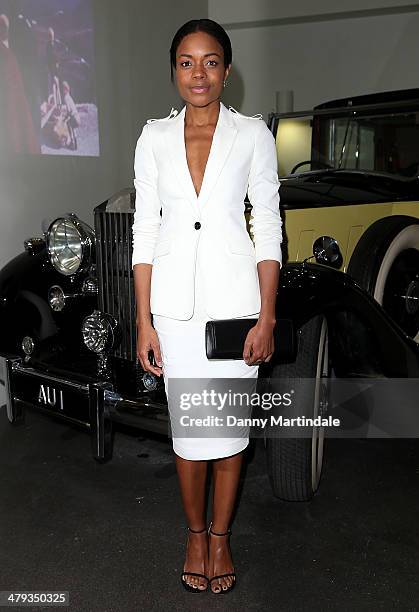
[{"x1": 1, "y1": 87, "x2": 419, "y2": 504}]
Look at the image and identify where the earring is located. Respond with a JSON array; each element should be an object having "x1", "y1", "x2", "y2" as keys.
[{"x1": 223, "y1": 80, "x2": 227, "y2": 88}]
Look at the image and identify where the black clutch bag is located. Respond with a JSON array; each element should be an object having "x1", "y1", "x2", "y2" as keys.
[{"x1": 205, "y1": 318, "x2": 295, "y2": 360}]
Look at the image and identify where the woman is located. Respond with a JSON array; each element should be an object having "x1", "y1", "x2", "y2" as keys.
[{"x1": 132, "y1": 19, "x2": 282, "y2": 594}]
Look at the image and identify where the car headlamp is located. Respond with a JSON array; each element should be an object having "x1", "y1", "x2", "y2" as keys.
[
  {"x1": 47, "y1": 213, "x2": 94, "y2": 276},
  {"x1": 82, "y1": 310, "x2": 120, "y2": 354}
]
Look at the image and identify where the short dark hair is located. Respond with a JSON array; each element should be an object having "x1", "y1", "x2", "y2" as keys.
[{"x1": 169, "y1": 19, "x2": 232, "y2": 83}]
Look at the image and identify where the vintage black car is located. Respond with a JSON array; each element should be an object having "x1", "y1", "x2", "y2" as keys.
[{"x1": 1, "y1": 87, "x2": 419, "y2": 502}]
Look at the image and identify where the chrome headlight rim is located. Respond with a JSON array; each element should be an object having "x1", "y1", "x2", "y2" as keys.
[{"x1": 46, "y1": 212, "x2": 95, "y2": 277}]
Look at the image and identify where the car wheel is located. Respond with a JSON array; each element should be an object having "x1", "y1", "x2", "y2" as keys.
[
  {"x1": 265, "y1": 314, "x2": 330, "y2": 501},
  {"x1": 347, "y1": 215, "x2": 419, "y2": 342}
]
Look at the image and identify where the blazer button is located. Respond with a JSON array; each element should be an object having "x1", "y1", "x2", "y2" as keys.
[{"x1": 194, "y1": 221, "x2": 201, "y2": 230}]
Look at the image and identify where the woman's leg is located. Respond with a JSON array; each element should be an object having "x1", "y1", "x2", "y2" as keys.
[
  {"x1": 208, "y1": 450, "x2": 244, "y2": 592},
  {"x1": 175, "y1": 454, "x2": 209, "y2": 590}
]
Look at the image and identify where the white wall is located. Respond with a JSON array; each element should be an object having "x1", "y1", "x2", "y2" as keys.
[
  {"x1": 210, "y1": 2, "x2": 419, "y2": 117},
  {"x1": 210, "y1": 0, "x2": 419, "y2": 23}
]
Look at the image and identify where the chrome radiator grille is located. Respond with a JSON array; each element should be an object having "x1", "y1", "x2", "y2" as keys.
[{"x1": 94, "y1": 190, "x2": 136, "y2": 361}]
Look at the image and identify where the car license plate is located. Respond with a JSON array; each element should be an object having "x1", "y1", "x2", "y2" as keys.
[{"x1": 12, "y1": 370, "x2": 90, "y2": 425}]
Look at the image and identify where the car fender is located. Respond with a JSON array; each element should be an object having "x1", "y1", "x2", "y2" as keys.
[{"x1": 275, "y1": 262, "x2": 419, "y2": 377}]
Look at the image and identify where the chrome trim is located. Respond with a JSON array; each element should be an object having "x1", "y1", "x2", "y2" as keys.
[
  {"x1": 13, "y1": 398, "x2": 91, "y2": 429},
  {"x1": 125, "y1": 212, "x2": 134, "y2": 352},
  {"x1": 21, "y1": 336, "x2": 35, "y2": 356},
  {"x1": 46, "y1": 213, "x2": 95, "y2": 277},
  {"x1": 0, "y1": 355, "x2": 18, "y2": 421},
  {"x1": 142, "y1": 371, "x2": 158, "y2": 391},
  {"x1": 82, "y1": 310, "x2": 120, "y2": 354},
  {"x1": 271, "y1": 97, "x2": 419, "y2": 121},
  {"x1": 1, "y1": 355, "x2": 169, "y2": 457},
  {"x1": 24, "y1": 237, "x2": 46, "y2": 254},
  {"x1": 95, "y1": 208, "x2": 136, "y2": 360},
  {"x1": 48, "y1": 285, "x2": 64, "y2": 311},
  {"x1": 108, "y1": 396, "x2": 169, "y2": 435},
  {"x1": 88, "y1": 382, "x2": 114, "y2": 459},
  {"x1": 11, "y1": 362, "x2": 89, "y2": 393},
  {"x1": 96, "y1": 397, "x2": 100, "y2": 456},
  {"x1": 48, "y1": 285, "x2": 83, "y2": 312},
  {"x1": 104, "y1": 188, "x2": 134, "y2": 213},
  {"x1": 82, "y1": 277, "x2": 98, "y2": 295},
  {"x1": 104, "y1": 389, "x2": 123, "y2": 403}
]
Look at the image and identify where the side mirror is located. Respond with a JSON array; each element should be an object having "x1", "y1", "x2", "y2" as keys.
[{"x1": 312, "y1": 236, "x2": 343, "y2": 269}]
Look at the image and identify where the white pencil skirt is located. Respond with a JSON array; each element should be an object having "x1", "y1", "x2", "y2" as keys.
[{"x1": 152, "y1": 253, "x2": 259, "y2": 461}]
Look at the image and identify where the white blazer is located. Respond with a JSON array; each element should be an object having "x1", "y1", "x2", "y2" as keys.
[{"x1": 131, "y1": 100, "x2": 283, "y2": 320}]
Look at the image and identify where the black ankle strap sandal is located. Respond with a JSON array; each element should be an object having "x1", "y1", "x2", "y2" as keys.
[
  {"x1": 208, "y1": 522, "x2": 236, "y2": 594},
  {"x1": 180, "y1": 526, "x2": 209, "y2": 593}
]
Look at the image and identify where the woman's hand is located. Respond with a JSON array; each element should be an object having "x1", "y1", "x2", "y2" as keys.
[
  {"x1": 243, "y1": 319, "x2": 276, "y2": 365},
  {"x1": 136, "y1": 320, "x2": 163, "y2": 376}
]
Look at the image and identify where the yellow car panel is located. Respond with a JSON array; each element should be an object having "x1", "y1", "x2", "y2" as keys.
[{"x1": 282, "y1": 201, "x2": 419, "y2": 271}]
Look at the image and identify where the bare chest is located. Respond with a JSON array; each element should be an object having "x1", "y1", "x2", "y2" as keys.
[{"x1": 184, "y1": 124, "x2": 216, "y2": 198}]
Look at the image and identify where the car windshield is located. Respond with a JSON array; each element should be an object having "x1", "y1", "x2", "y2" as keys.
[{"x1": 274, "y1": 110, "x2": 419, "y2": 179}]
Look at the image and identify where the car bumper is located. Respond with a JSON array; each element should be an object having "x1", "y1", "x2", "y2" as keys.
[{"x1": 0, "y1": 352, "x2": 169, "y2": 461}]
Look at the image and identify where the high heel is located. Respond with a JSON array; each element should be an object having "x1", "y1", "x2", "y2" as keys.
[
  {"x1": 180, "y1": 526, "x2": 209, "y2": 593},
  {"x1": 208, "y1": 522, "x2": 236, "y2": 594}
]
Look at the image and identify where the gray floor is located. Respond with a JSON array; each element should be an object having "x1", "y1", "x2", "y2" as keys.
[{"x1": 1, "y1": 406, "x2": 418, "y2": 612}]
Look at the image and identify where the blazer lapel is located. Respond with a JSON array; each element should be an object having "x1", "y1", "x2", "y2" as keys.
[
  {"x1": 165, "y1": 105, "x2": 197, "y2": 217},
  {"x1": 164, "y1": 101, "x2": 238, "y2": 218},
  {"x1": 198, "y1": 102, "x2": 238, "y2": 215}
]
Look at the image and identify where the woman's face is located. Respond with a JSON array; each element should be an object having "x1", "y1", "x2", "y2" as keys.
[{"x1": 174, "y1": 31, "x2": 230, "y2": 107}]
